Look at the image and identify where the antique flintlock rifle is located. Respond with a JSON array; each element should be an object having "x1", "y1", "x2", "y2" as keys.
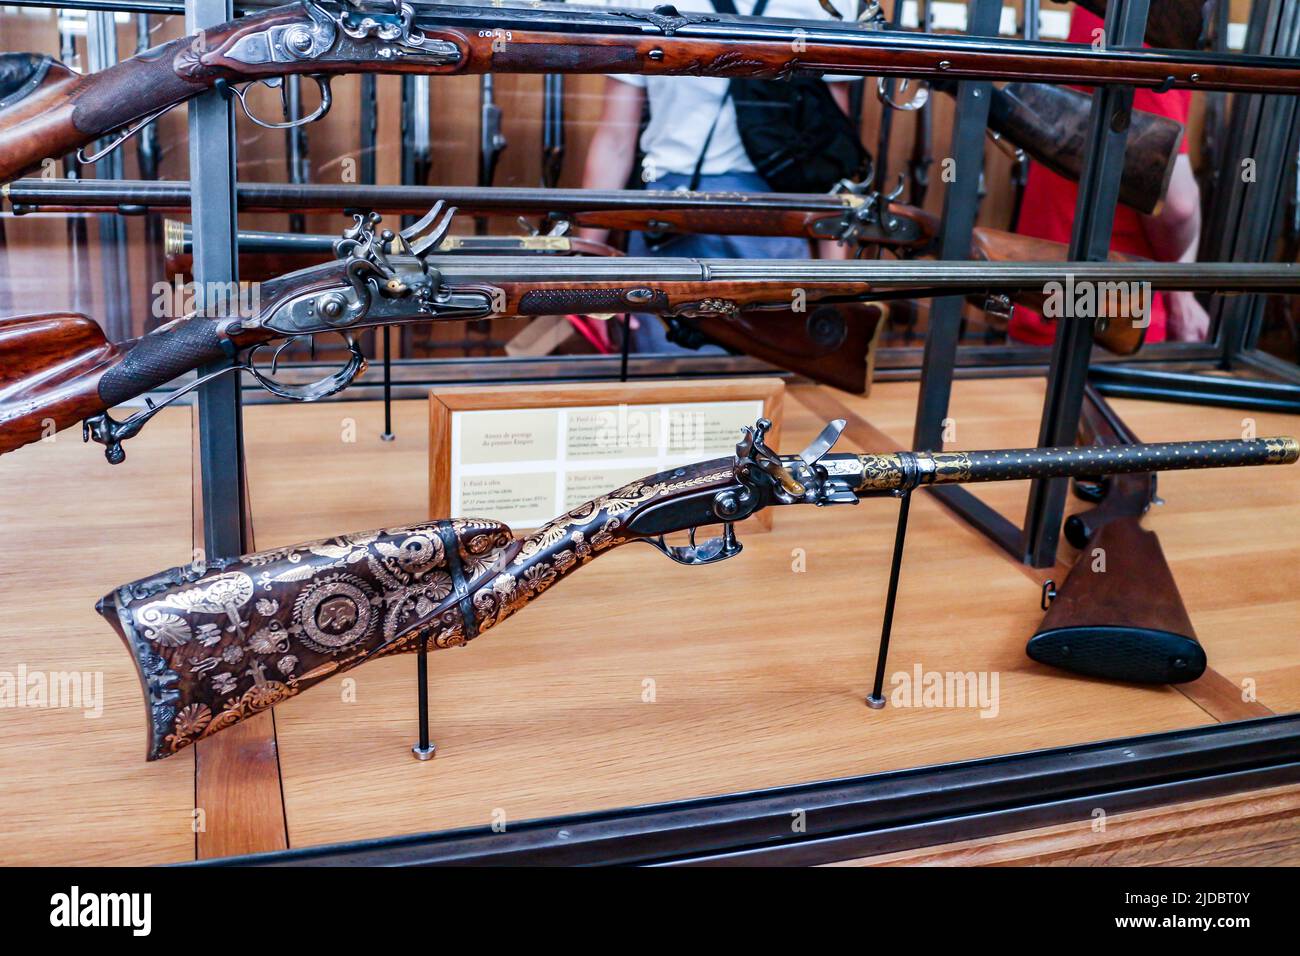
[
  {"x1": 0, "y1": 59, "x2": 1187, "y2": 219},
  {"x1": 2, "y1": 178, "x2": 1164, "y2": 357},
  {"x1": 159, "y1": 202, "x2": 1153, "y2": 356},
  {"x1": 157, "y1": 220, "x2": 890, "y2": 389},
  {"x1": 4, "y1": 205, "x2": 1299, "y2": 463},
  {"x1": 0, "y1": 0, "x2": 1289, "y2": 185},
  {"x1": 97, "y1": 416, "x2": 1299, "y2": 759}
]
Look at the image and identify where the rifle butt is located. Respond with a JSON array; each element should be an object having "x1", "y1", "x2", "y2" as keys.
[
  {"x1": 97, "y1": 519, "x2": 520, "y2": 760},
  {"x1": 1027, "y1": 517, "x2": 1206, "y2": 684},
  {"x1": 0, "y1": 54, "x2": 83, "y2": 183},
  {"x1": 990, "y1": 83, "x2": 1183, "y2": 216},
  {"x1": 1074, "y1": 0, "x2": 1216, "y2": 51},
  {"x1": 0, "y1": 313, "x2": 118, "y2": 455},
  {"x1": 970, "y1": 227, "x2": 1148, "y2": 355},
  {"x1": 672, "y1": 302, "x2": 884, "y2": 394}
]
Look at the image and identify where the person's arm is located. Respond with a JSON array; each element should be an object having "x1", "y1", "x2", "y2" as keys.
[
  {"x1": 1141, "y1": 154, "x2": 1210, "y2": 341},
  {"x1": 578, "y1": 78, "x2": 646, "y2": 244}
]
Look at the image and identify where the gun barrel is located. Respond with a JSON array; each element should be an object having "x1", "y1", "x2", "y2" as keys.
[{"x1": 840, "y1": 437, "x2": 1300, "y2": 494}]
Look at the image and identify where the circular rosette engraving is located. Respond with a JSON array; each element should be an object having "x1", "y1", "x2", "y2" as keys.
[
  {"x1": 292, "y1": 574, "x2": 377, "y2": 653},
  {"x1": 368, "y1": 529, "x2": 446, "y2": 590}
]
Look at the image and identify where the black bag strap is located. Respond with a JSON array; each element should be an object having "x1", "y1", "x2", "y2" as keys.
[{"x1": 686, "y1": 0, "x2": 768, "y2": 191}]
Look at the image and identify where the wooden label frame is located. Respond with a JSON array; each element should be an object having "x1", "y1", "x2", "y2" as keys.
[{"x1": 429, "y1": 378, "x2": 785, "y2": 531}]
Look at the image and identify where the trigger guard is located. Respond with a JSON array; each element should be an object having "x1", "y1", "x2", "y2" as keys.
[
  {"x1": 876, "y1": 77, "x2": 930, "y2": 112},
  {"x1": 247, "y1": 336, "x2": 365, "y2": 402},
  {"x1": 233, "y1": 75, "x2": 333, "y2": 130}
]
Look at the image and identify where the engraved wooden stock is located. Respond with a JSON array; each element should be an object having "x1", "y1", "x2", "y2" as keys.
[
  {"x1": 98, "y1": 459, "x2": 736, "y2": 759},
  {"x1": 988, "y1": 82, "x2": 1184, "y2": 215}
]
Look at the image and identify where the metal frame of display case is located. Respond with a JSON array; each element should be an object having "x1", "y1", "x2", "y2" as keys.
[
  {"x1": 4, "y1": 0, "x2": 1300, "y2": 866},
  {"x1": 208, "y1": 714, "x2": 1300, "y2": 866}
]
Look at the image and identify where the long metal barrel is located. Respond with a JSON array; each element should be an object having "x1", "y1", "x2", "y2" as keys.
[
  {"x1": 819, "y1": 437, "x2": 1300, "y2": 494},
  {"x1": 3, "y1": 179, "x2": 850, "y2": 216},
  {"x1": 422, "y1": 256, "x2": 1299, "y2": 293}
]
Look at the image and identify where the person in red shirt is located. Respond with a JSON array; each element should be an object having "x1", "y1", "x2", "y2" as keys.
[{"x1": 1010, "y1": 9, "x2": 1210, "y2": 346}]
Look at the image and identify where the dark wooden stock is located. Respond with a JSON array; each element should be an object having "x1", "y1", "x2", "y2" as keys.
[
  {"x1": 674, "y1": 302, "x2": 885, "y2": 395},
  {"x1": 988, "y1": 82, "x2": 1184, "y2": 215},
  {"x1": 0, "y1": 269, "x2": 314, "y2": 457},
  {"x1": 1026, "y1": 389, "x2": 1204, "y2": 684},
  {"x1": 0, "y1": 1, "x2": 1279, "y2": 184},
  {"x1": 1074, "y1": 0, "x2": 1216, "y2": 51},
  {"x1": 1029, "y1": 517, "x2": 1204, "y2": 683},
  {"x1": 0, "y1": 313, "x2": 122, "y2": 456},
  {"x1": 970, "y1": 227, "x2": 1148, "y2": 355}
]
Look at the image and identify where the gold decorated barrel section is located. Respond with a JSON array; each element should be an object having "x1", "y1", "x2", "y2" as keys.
[{"x1": 853, "y1": 437, "x2": 1299, "y2": 492}]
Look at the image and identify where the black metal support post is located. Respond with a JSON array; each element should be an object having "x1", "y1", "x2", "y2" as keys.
[
  {"x1": 1207, "y1": 0, "x2": 1300, "y2": 361},
  {"x1": 910, "y1": 0, "x2": 1020, "y2": 554},
  {"x1": 189, "y1": 0, "x2": 249, "y2": 559},
  {"x1": 910, "y1": 0, "x2": 1002, "y2": 453},
  {"x1": 867, "y1": 491, "x2": 912, "y2": 709},
  {"x1": 412, "y1": 634, "x2": 435, "y2": 759},
  {"x1": 1019, "y1": 0, "x2": 1151, "y2": 568},
  {"x1": 620, "y1": 315, "x2": 632, "y2": 382},
  {"x1": 381, "y1": 329, "x2": 395, "y2": 441},
  {"x1": 86, "y1": 11, "x2": 132, "y2": 343}
]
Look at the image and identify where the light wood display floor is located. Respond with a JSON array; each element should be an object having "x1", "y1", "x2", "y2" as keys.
[{"x1": 1, "y1": 378, "x2": 1296, "y2": 865}]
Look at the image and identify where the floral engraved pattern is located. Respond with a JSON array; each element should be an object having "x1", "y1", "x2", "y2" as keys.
[
  {"x1": 855, "y1": 454, "x2": 905, "y2": 491},
  {"x1": 107, "y1": 518, "x2": 513, "y2": 758},
  {"x1": 105, "y1": 461, "x2": 732, "y2": 759}
]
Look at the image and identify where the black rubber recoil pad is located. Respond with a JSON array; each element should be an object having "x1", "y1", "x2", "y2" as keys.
[{"x1": 1027, "y1": 626, "x2": 1207, "y2": 684}]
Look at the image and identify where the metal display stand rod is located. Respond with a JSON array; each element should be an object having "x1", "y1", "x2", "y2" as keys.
[
  {"x1": 189, "y1": 0, "x2": 250, "y2": 559},
  {"x1": 867, "y1": 0, "x2": 1001, "y2": 707},
  {"x1": 866, "y1": 490, "x2": 912, "y2": 709},
  {"x1": 86, "y1": 11, "x2": 132, "y2": 343},
  {"x1": 412, "y1": 636, "x2": 435, "y2": 759}
]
